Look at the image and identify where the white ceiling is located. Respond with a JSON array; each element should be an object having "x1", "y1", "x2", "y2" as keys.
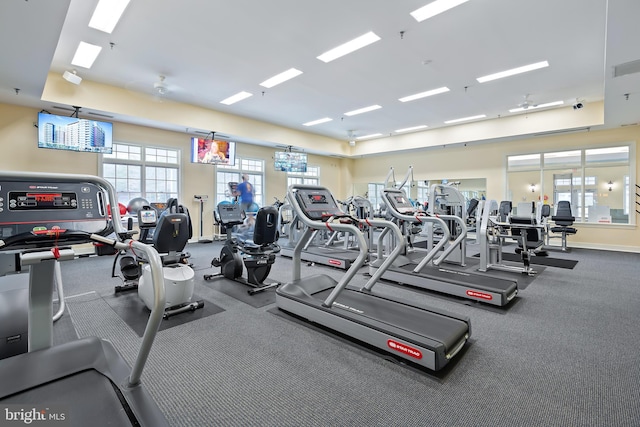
[{"x1": 1, "y1": 0, "x2": 639, "y2": 149}]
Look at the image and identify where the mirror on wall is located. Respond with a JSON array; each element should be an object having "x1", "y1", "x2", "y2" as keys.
[{"x1": 354, "y1": 178, "x2": 487, "y2": 212}]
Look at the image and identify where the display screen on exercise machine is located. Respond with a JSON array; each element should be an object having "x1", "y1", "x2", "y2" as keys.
[
  {"x1": 138, "y1": 209, "x2": 157, "y2": 226},
  {"x1": 8, "y1": 192, "x2": 77, "y2": 210}
]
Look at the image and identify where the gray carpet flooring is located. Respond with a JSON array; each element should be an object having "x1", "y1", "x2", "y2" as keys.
[{"x1": 44, "y1": 240, "x2": 640, "y2": 426}]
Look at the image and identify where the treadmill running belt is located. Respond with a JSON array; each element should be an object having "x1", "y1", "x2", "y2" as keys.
[
  {"x1": 312, "y1": 287, "x2": 469, "y2": 352},
  {"x1": 395, "y1": 263, "x2": 517, "y2": 292},
  {"x1": 3, "y1": 370, "x2": 134, "y2": 424}
]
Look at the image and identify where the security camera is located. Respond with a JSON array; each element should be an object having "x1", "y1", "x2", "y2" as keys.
[{"x1": 573, "y1": 102, "x2": 584, "y2": 110}]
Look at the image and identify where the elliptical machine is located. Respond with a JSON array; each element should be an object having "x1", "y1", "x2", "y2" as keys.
[{"x1": 204, "y1": 202, "x2": 281, "y2": 295}]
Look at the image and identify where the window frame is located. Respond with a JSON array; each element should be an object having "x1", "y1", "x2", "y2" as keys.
[
  {"x1": 101, "y1": 142, "x2": 181, "y2": 206},
  {"x1": 506, "y1": 142, "x2": 635, "y2": 225}
]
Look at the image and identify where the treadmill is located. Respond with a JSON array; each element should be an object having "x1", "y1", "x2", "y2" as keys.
[
  {"x1": 280, "y1": 211, "x2": 359, "y2": 269},
  {"x1": 0, "y1": 172, "x2": 169, "y2": 426},
  {"x1": 369, "y1": 188, "x2": 518, "y2": 306},
  {"x1": 276, "y1": 184, "x2": 471, "y2": 371}
]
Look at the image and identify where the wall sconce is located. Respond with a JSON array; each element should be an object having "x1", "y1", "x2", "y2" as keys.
[
  {"x1": 608, "y1": 180, "x2": 613, "y2": 191},
  {"x1": 530, "y1": 184, "x2": 536, "y2": 193}
]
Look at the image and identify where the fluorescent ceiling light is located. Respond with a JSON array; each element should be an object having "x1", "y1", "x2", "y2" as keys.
[
  {"x1": 303, "y1": 117, "x2": 332, "y2": 126},
  {"x1": 395, "y1": 125, "x2": 428, "y2": 133},
  {"x1": 411, "y1": 0, "x2": 470, "y2": 22},
  {"x1": 509, "y1": 100, "x2": 564, "y2": 113},
  {"x1": 260, "y1": 68, "x2": 303, "y2": 88},
  {"x1": 71, "y1": 42, "x2": 103, "y2": 69},
  {"x1": 356, "y1": 133, "x2": 383, "y2": 140},
  {"x1": 88, "y1": 0, "x2": 131, "y2": 34},
  {"x1": 399, "y1": 87, "x2": 450, "y2": 102},
  {"x1": 317, "y1": 31, "x2": 381, "y2": 63},
  {"x1": 220, "y1": 91, "x2": 253, "y2": 105},
  {"x1": 344, "y1": 105, "x2": 382, "y2": 116},
  {"x1": 477, "y1": 61, "x2": 549, "y2": 83},
  {"x1": 444, "y1": 114, "x2": 486, "y2": 124}
]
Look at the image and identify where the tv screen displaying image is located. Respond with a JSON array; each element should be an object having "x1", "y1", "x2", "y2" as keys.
[
  {"x1": 274, "y1": 151, "x2": 307, "y2": 172},
  {"x1": 191, "y1": 138, "x2": 236, "y2": 166},
  {"x1": 37, "y1": 112, "x2": 113, "y2": 154}
]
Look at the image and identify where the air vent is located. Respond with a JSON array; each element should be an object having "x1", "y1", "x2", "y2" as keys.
[
  {"x1": 533, "y1": 127, "x2": 591, "y2": 137},
  {"x1": 193, "y1": 131, "x2": 231, "y2": 140},
  {"x1": 87, "y1": 111, "x2": 114, "y2": 119},
  {"x1": 613, "y1": 59, "x2": 640, "y2": 77},
  {"x1": 51, "y1": 105, "x2": 76, "y2": 112}
]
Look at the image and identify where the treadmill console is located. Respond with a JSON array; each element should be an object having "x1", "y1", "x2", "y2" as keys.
[
  {"x1": 0, "y1": 179, "x2": 110, "y2": 245},
  {"x1": 217, "y1": 203, "x2": 245, "y2": 226},
  {"x1": 292, "y1": 187, "x2": 342, "y2": 221},
  {"x1": 384, "y1": 189, "x2": 415, "y2": 214}
]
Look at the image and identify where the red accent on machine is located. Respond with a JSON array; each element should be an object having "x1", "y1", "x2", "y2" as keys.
[
  {"x1": 466, "y1": 290, "x2": 493, "y2": 300},
  {"x1": 387, "y1": 340, "x2": 422, "y2": 359}
]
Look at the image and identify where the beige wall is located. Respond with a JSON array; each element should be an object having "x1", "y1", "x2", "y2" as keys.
[
  {"x1": 3, "y1": 102, "x2": 640, "y2": 250},
  {"x1": 353, "y1": 125, "x2": 640, "y2": 251},
  {"x1": 0, "y1": 103, "x2": 349, "y2": 239}
]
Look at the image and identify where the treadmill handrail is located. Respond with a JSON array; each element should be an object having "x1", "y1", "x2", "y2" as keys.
[
  {"x1": 286, "y1": 185, "x2": 405, "y2": 307},
  {"x1": 286, "y1": 186, "x2": 367, "y2": 307},
  {"x1": 418, "y1": 213, "x2": 467, "y2": 269},
  {"x1": 0, "y1": 171, "x2": 165, "y2": 388},
  {"x1": 380, "y1": 188, "x2": 451, "y2": 267}
]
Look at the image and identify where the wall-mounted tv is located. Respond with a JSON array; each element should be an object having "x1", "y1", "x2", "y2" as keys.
[
  {"x1": 37, "y1": 112, "x2": 113, "y2": 154},
  {"x1": 190, "y1": 138, "x2": 236, "y2": 166},
  {"x1": 274, "y1": 151, "x2": 307, "y2": 172}
]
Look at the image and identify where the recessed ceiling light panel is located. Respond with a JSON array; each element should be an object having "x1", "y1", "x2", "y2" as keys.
[
  {"x1": 260, "y1": 68, "x2": 303, "y2": 88},
  {"x1": 444, "y1": 114, "x2": 486, "y2": 124},
  {"x1": 509, "y1": 100, "x2": 564, "y2": 113},
  {"x1": 477, "y1": 61, "x2": 549, "y2": 83},
  {"x1": 317, "y1": 32, "x2": 381, "y2": 63},
  {"x1": 89, "y1": 0, "x2": 131, "y2": 34},
  {"x1": 356, "y1": 133, "x2": 383, "y2": 140},
  {"x1": 399, "y1": 87, "x2": 450, "y2": 102},
  {"x1": 71, "y1": 41, "x2": 103, "y2": 69},
  {"x1": 411, "y1": 0, "x2": 470, "y2": 22},
  {"x1": 220, "y1": 91, "x2": 253, "y2": 105},
  {"x1": 395, "y1": 125, "x2": 428, "y2": 133},
  {"x1": 344, "y1": 105, "x2": 382, "y2": 116},
  {"x1": 303, "y1": 117, "x2": 333, "y2": 126}
]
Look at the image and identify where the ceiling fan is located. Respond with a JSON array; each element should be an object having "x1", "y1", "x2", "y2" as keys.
[
  {"x1": 153, "y1": 75, "x2": 169, "y2": 96},
  {"x1": 125, "y1": 74, "x2": 178, "y2": 102},
  {"x1": 517, "y1": 94, "x2": 538, "y2": 110}
]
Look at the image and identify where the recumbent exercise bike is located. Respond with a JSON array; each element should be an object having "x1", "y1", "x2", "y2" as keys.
[
  {"x1": 115, "y1": 198, "x2": 204, "y2": 318},
  {"x1": 204, "y1": 203, "x2": 281, "y2": 295}
]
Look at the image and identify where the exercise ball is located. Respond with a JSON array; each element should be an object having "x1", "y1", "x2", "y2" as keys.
[{"x1": 127, "y1": 197, "x2": 150, "y2": 215}]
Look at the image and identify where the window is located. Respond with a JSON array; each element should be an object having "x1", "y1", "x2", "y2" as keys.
[
  {"x1": 416, "y1": 181, "x2": 429, "y2": 206},
  {"x1": 102, "y1": 142, "x2": 180, "y2": 205},
  {"x1": 216, "y1": 158, "x2": 265, "y2": 206},
  {"x1": 624, "y1": 175, "x2": 630, "y2": 215},
  {"x1": 287, "y1": 165, "x2": 320, "y2": 188},
  {"x1": 507, "y1": 144, "x2": 633, "y2": 224},
  {"x1": 367, "y1": 183, "x2": 384, "y2": 212}
]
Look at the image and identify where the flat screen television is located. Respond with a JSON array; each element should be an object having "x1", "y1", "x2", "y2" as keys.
[
  {"x1": 274, "y1": 151, "x2": 307, "y2": 172},
  {"x1": 37, "y1": 112, "x2": 113, "y2": 154},
  {"x1": 190, "y1": 138, "x2": 236, "y2": 166}
]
